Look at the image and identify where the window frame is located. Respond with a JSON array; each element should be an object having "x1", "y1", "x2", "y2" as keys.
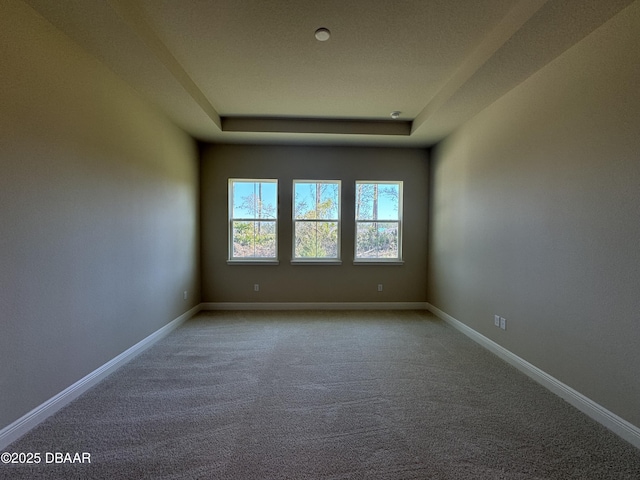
[
  {"x1": 228, "y1": 178, "x2": 279, "y2": 264},
  {"x1": 354, "y1": 180, "x2": 404, "y2": 264},
  {"x1": 292, "y1": 179, "x2": 342, "y2": 264}
]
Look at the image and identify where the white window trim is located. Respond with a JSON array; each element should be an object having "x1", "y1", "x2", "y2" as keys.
[
  {"x1": 353, "y1": 260, "x2": 404, "y2": 265},
  {"x1": 227, "y1": 260, "x2": 280, "y2": 266},
  {"x1": 228, "y1": 178, "x2": 278, "y2": 262},
  {"x1": 292, "y1": 179, "x2": 342, "y2": 262},
  {"x1": 354, "y1": 180, "x2": 403, "y2": 263},
  {"x1": 291, "y1": 259, "x2": 343, "y2": 266}
]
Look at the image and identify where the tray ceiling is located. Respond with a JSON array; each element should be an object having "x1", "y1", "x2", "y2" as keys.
[{"x1": 23, "y1": 0, "x2": 635, "y2": 146}]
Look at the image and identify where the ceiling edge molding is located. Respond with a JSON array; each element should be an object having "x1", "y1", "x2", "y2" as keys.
[
  {"x1": 411, "y1": 0, "x2": 550, "y2": 134},
  {"x1": 106, "y1": 0, "x2": 222, "y2": 130},
  {"x1": 222, "y1": 117, "x2": 413, "y2": 136}
]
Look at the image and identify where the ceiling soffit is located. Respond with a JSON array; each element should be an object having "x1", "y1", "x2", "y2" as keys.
[{"x1": 22, "y1": 0, "x2": 637, "y2": 146}]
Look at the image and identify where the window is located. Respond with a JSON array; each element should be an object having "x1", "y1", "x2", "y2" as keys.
[
  {"x1": 228, "y1": 179, "x2": 278, "y2": 261},
  {"x1": 355, "y1": 181, "x2": 403, "y2": 261},
  {"x1": 293, "y1": 180, "x2": 341, "y2": 261}
]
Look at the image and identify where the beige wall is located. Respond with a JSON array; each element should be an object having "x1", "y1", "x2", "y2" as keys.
[
  {"x1": 428, "y1": 2, "x2": 640, "y2": 427},
  {"x1": 201, "y1": 144, "x2": 428, "y2": 303},
  {"x1": 0, "y1": 1, "x2": 200, "y2": 429}
]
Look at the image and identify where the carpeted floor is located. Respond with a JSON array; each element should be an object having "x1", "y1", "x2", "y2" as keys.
[{"x1": 2, "y1": 310, "x2": 640, "y2": 479}]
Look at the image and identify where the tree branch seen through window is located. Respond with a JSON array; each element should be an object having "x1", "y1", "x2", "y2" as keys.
[
  {"x1": 229, "y1": 179, "x2": 278, "y2": 260},
  {"x1": 355, "y1": 181, "x2": 402, "y2": 260},
  {"x1": 293, "y1": 181, "x2": 341, "y2": 259}
]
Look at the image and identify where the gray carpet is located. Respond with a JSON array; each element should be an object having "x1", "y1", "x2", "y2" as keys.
[{"x1": 2, "y1": 310, "x2": 639, "y2": 479}]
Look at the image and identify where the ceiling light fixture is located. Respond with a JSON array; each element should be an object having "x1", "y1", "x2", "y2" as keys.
[
  {"x1": 315, "y1": 28, "x2": 331, "y2": 41},
  {"x1": 390, "y1": 111, "x2": 401, "y2": 119}
]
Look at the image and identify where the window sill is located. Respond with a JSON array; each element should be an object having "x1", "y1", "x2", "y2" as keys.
[
  {"x1": 227, "y1": 260, "x2": 279, "y2": 266},
  {"x1": 353, "y1": 260, "x2": 404, "y2": 265},
  {"x1": 291, "y1": 260, "x2": 342, "y2": 266}
]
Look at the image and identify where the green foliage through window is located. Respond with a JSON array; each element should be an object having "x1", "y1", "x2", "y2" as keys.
[
  {"x1": 229, "y1": 179, "x2": 277, "y2": 259},
  {"x1": 355, "y1": 182, "x2": 402, "y2": 260},
  {"x1": 293, "y1": 181, "x2": 340, "y2": 259}
]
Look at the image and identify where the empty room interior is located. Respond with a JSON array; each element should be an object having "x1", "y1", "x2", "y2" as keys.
[{"x1": 1, "y1": 0, "x2": 640, "y2": 477}]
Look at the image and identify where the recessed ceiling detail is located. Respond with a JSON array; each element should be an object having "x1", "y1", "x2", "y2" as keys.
[
  {"x1": 222, "y1": 117, "x2": 412, "y2": 136},
  {"x1": 22, "y1": 0, "x2": 637, "y2": 146}
]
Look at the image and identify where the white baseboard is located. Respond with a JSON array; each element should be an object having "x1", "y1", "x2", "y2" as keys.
[
  {"x1": 0, "y1": 304, "x2": 201, "y2": 450},
  {"x1": 427, "y1": 303, "x2": 640, "y2": 450},
  {"x1": 201, "y1": 302, "x2": 429, "y2": 311}
]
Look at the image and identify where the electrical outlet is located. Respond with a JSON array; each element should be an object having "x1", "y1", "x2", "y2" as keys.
[
  {"x1": 500, "y1": 317, "x2": 506, "y2": 330},
  {"x1": 494, "y1": 315, "x2": 500, "y2": 327},
  {"x1": 254, "y1": 284, "x2": 260, "y2": 292},
  {"x1": 377, "y1": 284, "x2": 383, "y2": 292},
  {"x1": 183, "y1": 290, "x2": 188, "y2": 300}
]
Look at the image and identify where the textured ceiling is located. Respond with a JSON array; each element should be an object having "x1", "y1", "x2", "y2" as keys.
[{"x1": 23, "y1": 0, "x2": 636, "y2": 147}]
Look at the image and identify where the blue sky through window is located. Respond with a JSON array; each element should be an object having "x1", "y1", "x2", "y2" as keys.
[
  {"x1": 356, "y1": 183, "x2": 400, "y2": 221},
  {"x1": 294, "y1": 182, "x2": 340, "y2": 219},
  {"x1": 232, "y1": 181, "x2": 277, "y2": 219}
]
